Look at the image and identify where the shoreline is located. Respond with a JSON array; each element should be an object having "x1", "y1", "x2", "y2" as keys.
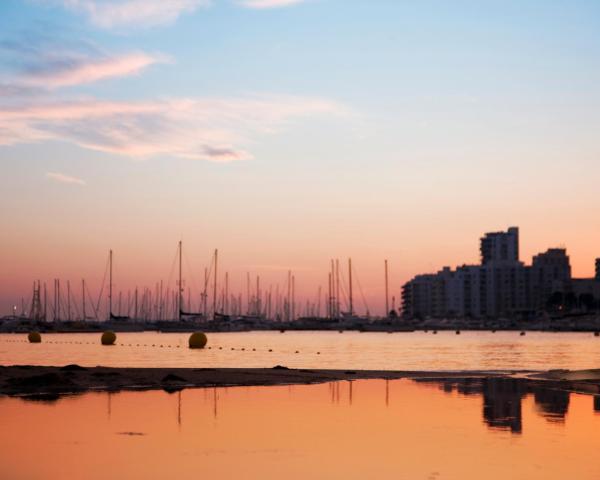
[
  {"x1": 3, "y1": 326, "x2": 600, "y2": 334},
  {"x1": 2, "y1": 365, "x2": 600, "y2": 399}
]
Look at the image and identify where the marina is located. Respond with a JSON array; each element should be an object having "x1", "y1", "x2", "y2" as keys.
[{"x1": 2, "y1": 0, "x2": 600, "y2": 477}]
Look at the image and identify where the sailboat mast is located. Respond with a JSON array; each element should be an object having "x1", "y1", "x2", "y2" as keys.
[
  {"x1": 291, "y1": 275, "x2": 295, "y2": 321},
  {"x1": 317, "y1": 285, "x2": 321, "y2": 318},
  {"x1": 256, "y1": 275, "x2": 260, "y2": 316},
  {"x1": 212, "y1": 249, "x2": 218, "y2": 319},
  {"x1": 329, "y1": 261, "x2": 334, "y2": 318},
  {"x1": 384, "y1": 259, "x2": 389, "y2": 317},
  {"x1": 348, "y1": 258, "x2": 353, "y2": 316},
  {"x1": 82, "y1": 279, "x2": 86, "y2": 320},
  {"x1": 287, "y1": 270, "x2": 291, "y2": 321},
  {"x1": 225, "y1": 272, "x2": 229, "y2": 315},
  {"x1": 109, "y1": 249, "x2": 113, "y2": 321},
  {"x1": 246, "y1": 272, "x2": 250, "y2": 315},
  {"x1": 203, "y1": 269, "x2": 207, "y2": 318},
  {"x1": 67, "y1": 280, "x2": 71, "y2": 321},
  {"x1": 178, "y1": 240, "x2": 183, "y2": 321},
  {"x1": 268, "y1": 285, "x2": 272, "y2": 320},
  {"x1": 335, "y1": 259, "x2": 340, "y2": 318}
]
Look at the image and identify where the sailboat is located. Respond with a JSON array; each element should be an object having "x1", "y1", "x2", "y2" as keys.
[
  {"x1": 176, "y1": 241, "x2": 205, "y2": 322},
  {"x1": 108, "y1": 250, "x2": 130, "y2": 322}
]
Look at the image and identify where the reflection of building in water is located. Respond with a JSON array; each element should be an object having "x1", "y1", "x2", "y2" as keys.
[
  {"x1": 412, "y1": 378, "x2": 484, "y2": 396},
  {"x1": 594, "y1": 395, "x2": 600, "y2": 413},
  {"x1": 534, "y1": 387, "x2": 570, "y2": 422},
  {"x1": 456, "y1": 378, "x2": 483, "y2": 396},
  {"x1": 442, "y1": 381, "x2": 453, "y2": 393},
  {"x1": 411, "y1": 378, "x2": 574, "y2": 433},
  {"x1": 482, "y1": 378, "x2": 526, "y2": 434}
]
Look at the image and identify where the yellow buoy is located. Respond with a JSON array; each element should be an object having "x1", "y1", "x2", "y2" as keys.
[
  {"x1": 189, "y1": 332, "x2": 207, "y2": 349},
  {"x1": 28, "y1": 332, "x2": 41, "y2": 343},
  {"x1": 101, "y1": 331, "x2": 116, "y2": 345}
]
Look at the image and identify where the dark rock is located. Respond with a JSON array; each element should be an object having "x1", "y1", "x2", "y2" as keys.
[
  {"x1": 7, "y1": 373, "x2": 66, "y2": 388},
  {"x1": 19, "y1": 393, "x2": 61, "y2": 403},
  {"x1": 91, "y1": 371, "x2": 120, "y2": 377},
  {"x1": 60, "y1": 364, "x2": 87, "y2": 371},
  {"x1": 162, "y1": 386, "x2": 184, "y2": 394},
  {"x1": 162, "y1": 373, "x2": 187, "y2": 382}
]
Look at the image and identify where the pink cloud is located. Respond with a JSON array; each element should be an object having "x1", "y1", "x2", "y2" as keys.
[
  {"x1": 239, "y1": 0, "x2": 306, "y2": 8},
  {"x1": 19, "y1": 52, "x2": 164, "y2": 89},
  {"x1": 0, "y1": 95, "x2": 345, "y2": 162},
  {"x1": 59, "y1": 0, "x2": 210, "y2": 29},
  {"x1": 46, "y1": 172, "x2": 86, "y2": 185}
]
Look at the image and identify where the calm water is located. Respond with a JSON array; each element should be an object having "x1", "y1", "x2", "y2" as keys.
[
  {"x1": 3, "y1": 331, "x2": 600, "y2": 370},
  {"x1": 1, "y1": 379, "x2": 599, "y2": 479}
]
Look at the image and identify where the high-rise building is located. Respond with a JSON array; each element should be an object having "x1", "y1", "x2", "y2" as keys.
[
  {"x1": 530, "y1": 249, "x2": 571, "y2": 311},
  {"x1": 401, "y1": 227, "x2": 581, "y2": 320},
  {"x1": 401, "y1": 273, "x2": 436, "y2": 319},
  {"x1": 480, "y1": 227, "x2": 519, "y2": 265}
]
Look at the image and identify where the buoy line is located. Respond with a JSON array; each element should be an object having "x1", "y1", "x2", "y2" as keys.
[{"x1": 3, "y1": 334, "x2": 322, "y2": 355}]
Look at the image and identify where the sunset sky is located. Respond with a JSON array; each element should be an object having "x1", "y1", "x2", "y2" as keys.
[{"x1": 1, "y1": 0, "x2": 600, "y2": 315}]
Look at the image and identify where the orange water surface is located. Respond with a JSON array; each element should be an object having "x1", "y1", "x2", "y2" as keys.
[
  {"x1": 1, "y1": 379, "x2": 600, "y2": 479},
  {"x1": 3, "y1": 331, "x2": 600, "y2": 370}
]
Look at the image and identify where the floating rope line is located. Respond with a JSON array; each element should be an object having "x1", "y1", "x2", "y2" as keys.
[{"x1": 1, "y1": 336, "x2": 325, "y2": 355}]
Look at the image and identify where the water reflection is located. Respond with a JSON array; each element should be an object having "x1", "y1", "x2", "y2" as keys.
[
  {"x1": 89, "y1": 377, "x2": 590, "y2": 435},
  {"x1": 534, "y1": 388, "x2": 569, "y2": 422},
  {"x1": 177, "y1": 390, "x2": 182, "y2": 427},
  {"x1": 416, "y1": 377, "x2": 576, "y2": 433},
  {"x1": 483, "y1": 378, "x2": 526, "y2": 433},
  {"x1": 594, "y1": 395, "x2": 600, "y2": 413},
  {"x1": 3, "y1": 379, "x2": 600, "y2": 479}
]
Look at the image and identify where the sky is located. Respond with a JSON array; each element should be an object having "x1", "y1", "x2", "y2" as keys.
[{"x1": 1, "y1": 0, "x2": 600, "y2": 316}]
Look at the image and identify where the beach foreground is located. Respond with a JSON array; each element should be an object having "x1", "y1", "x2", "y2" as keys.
[{"x1": 2, "y1": 365, "x2": 600, "y2": 398}]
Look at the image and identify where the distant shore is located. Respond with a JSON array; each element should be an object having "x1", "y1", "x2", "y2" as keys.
[
  {"x1": 2, "y1": 365, "x2": 600, "y2": 399},
  {"x1": 2, "y1": 314, "x2": 600, "y2": 334}
]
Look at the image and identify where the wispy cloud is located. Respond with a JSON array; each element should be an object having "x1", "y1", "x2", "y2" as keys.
[
  {"x1": 238, "y1": 0, "x2": 307, "y2": 8},
  {"x1": 51, "y1": 0, "x2": 308, "y2": 28},
  {"x1": 0, "y1": 9, "x2": 343, "y2": 162},
  {"x1": 58, "y1": 0, "x2": 210, "y2": 29},
  {"x1": 19, "y1": 52, "x2": 164, "y2": 89},
  {"x1": 1, "y1": 35, "x2": 164, "y2": 90},
  {"x1": 46, "y1": 172, "x2": 86, "y2": 185},
  {"x1": 1, "y1": 95, "x2": 345, "y2": 162}
]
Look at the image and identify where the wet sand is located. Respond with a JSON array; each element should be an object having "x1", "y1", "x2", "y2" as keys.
[{"x1": 2, "y1": 365, "x2": 600, "y2": 398}]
